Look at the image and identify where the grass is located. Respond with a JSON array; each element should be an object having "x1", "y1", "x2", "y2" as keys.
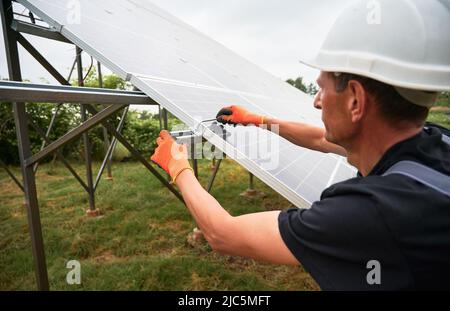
[
  {"x1": 429, "y1": 91, "x2": 450, "y2": 128},
  {"x1": 428, "y1": 109, "x2": 450, "y2": 129},
  {"x1": 0, "y1": 160, "x2": 318, "y2": 291}
]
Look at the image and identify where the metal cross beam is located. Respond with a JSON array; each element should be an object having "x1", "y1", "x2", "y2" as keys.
[
  {"x1": 24, "y1": 104, "x2": 127, "y2": 166},
  {"x1": 0, "y1": 81, "x2": 157, "y2": 105},
  {"x1": 207, "y1": 158, "x2": 222, "y2": 193},
  {"x1": 27, "y1": 117, "x2": 89, "y2": 192},
  {"x1": 0, "y1": 159, "x2": 24, "y2": 192},
  {"x1": 11, "y1": 19, "x2": 72, "y2": 43},
  {"x1": 17, "y1": 33, "x2": 70, "y2": 86}
]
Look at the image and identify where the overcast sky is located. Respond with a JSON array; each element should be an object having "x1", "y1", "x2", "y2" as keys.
[{"x1": 0, "y1": 0, "x2": 353, "y2": 85}]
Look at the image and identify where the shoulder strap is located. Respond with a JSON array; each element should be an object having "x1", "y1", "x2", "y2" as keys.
[
  {"x1": 382, "y1": 133, "x2": 450, "y2": 197},
  {"x1": 442, "y1": 134, "x2": 450, "y2": 145},
  {"x1": 382, "y1": 160, "x2": 450, "y2": 198}
]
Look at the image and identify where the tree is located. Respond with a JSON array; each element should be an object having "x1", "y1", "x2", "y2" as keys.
[
  {"x1": 306, "y1": 83, "x2": 319, "y2": 96},
  {"x1": 287, "y1": 76, "x2": 318, "y2": 96},
  {"x1": 287, "y1": 77, "x2": 307, "y2": 93}
]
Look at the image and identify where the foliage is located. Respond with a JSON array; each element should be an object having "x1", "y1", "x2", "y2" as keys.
[
  {"x1": 121, "y1": 110, "x2": 161, "y2": 158},
  {"x1": 436, "y1": 92, "x2": 450, "y2": 107},
  {"x1": 286, "y1": 77, "x2": 319, "y2": 95}
]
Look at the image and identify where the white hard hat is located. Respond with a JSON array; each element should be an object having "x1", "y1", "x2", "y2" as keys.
[{"x1": 301, "y1": 0, "x2": 450, "y2": 107}]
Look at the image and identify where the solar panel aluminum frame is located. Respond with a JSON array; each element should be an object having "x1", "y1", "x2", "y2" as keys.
[{"x1": 16, "y1": 0, "x2": 131, "y2": 80}]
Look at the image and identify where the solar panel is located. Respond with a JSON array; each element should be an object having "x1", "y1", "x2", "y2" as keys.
[{"x1": 18, "y1": 0, "x2": 356, "y2": 207}]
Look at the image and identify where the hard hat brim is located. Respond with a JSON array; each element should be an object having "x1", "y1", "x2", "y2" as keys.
[
  {"x1": 299, "y1": 52, "x2": 450, "y2": 93},
  {"x1": 299, "y1": 56, "x2": 444, "y2": 107}
]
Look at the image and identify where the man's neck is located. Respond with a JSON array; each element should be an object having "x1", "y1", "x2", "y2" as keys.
[{"x1": 346, "y1": 123, "x2": 423, "y2": 176}]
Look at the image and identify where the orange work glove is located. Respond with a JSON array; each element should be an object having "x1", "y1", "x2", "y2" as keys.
[
  {"x1": 216, "y1": 105, "x2": 265, "y2": 126},
  {"x1": 150, "y1": 130, "x2": 193, "y2": 184}
]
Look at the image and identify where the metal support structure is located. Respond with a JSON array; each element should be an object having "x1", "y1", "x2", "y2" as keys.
[
  {"x1": 84, "y1": 105, "x2": 184, "y2": 203},
  {"x1": 33, "y1": 52, "x2": 77, "y2": 172},
  {"x1": 17, "y1": 33, "x2": 70, "y2": 86},
  {"x1": 14, "y1": 29, "x2": 77, "y2": 174},
  {"x1": 80, "y1": 104, "x2": 96, "y2": 211},
  {"x1": 207, "y1": 158, "x2": 222, "y2": 193},
  {"x1": 162, "y1": 107, "x2": 171, "y2": 181},
  {"x1": 11, "y1": 19, "x2": 72, "y2": 43},
  {"x1": 0, "y1": 1, "x2": 186, "y2": 290},
  {"x1": 97, "y1": 61, "x2": 113, "y2": 179},
  {"x1": 77, "y1": 47, "x2": 95, "y2": 212},
  {"x1": 240, "y1": 172, "x2": 265, "y2": 199},
  {"x1": 190, "y1": 138, "x2": 199, "y2": 179},
  {"x1": 28, "y1": 117, "x2": 89, "y2": 192},
  {"x1": 249, "y1": 173, "x2": 254, "y2": 190},
  {"x1": 1, "y1": 0, "x2": 49, "y2": 290},
  {"x1": 94, "y1": 106, "x2": 129, "y2": 191},
  {"x1": 0, "y1": 159, "x2": 24, "y2": 192},
  {"x1": 24, "y1": 104, "x2": 126, "y2": 166},
  {"x1": 13, "y1": 104, "x2": 50, "y2": 290},
  {"x1": 13, "y1": 11, "x2": 43, "y2": 22},
  {"x1": 32, "y1": 53, "x2": 77, "y2": 173},
  {"x1": 162, "y1": 107, "x2": 168, "y2": 130},
  {"x1": 158, "y1": 105, "x2": 163, "y2": 131},
  {"x1": 33, "y1": 103, "x2": 61, "y2": 173},
  {"x1": 0, "y1": 80, "x2": 156, "y2": 105}
]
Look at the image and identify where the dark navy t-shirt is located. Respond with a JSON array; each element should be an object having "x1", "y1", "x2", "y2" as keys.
[{"x1": 278, "y1": 124, "x2": 450, "y2": 290}]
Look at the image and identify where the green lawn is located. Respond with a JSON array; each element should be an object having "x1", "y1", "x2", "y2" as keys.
[
  {"x1": 428, "y1": 109, "x2": 450, "y2": 129},
  {"x1": 0, "y1": 160, "x2": 318, "y2": 290},
  {"x1": 429, "y1": 91, "x2": 449, "y2": 128}
]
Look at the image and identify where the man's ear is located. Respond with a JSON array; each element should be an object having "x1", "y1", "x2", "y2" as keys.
[{"x1": 346, "y1": 80, "x2": 367, "y2": 123}]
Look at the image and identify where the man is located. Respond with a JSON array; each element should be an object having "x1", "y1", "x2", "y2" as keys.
[{"x1": 151, "y1": 0, "x2": 450, "y2": 290}]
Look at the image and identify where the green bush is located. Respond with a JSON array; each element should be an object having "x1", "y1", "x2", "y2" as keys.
[{"x1": 122, "y1": 111, "x2": 161, "y2": 158}]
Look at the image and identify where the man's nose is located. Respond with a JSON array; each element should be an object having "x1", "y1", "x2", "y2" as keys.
[{"x1": 313, "y1": 91, "x2": 322, "y2": 110}]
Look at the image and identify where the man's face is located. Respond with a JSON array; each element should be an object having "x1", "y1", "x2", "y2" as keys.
[{"x1": 314, "y1": 71, "x2": 355, "y2": 146}]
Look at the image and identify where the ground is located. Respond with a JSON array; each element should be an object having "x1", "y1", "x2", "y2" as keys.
[{"x1": 0, "y1": 160, "x2": 319, "y2": 290}]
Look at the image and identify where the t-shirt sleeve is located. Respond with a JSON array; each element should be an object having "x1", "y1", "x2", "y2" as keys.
[{"x1": 278, "y1": 186, "x2": 411, "y2": 290}]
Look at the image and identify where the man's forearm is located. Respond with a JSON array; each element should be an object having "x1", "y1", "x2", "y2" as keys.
[
  {"x1": 175, "y1": 169, "x2": 299, "y2": 264},
  {"x1": 176, "y1": 169, "x2": 234, "y2": 250},
  {"x1": 265, "y1": 117, "x2": 347, "y2": 156}
]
